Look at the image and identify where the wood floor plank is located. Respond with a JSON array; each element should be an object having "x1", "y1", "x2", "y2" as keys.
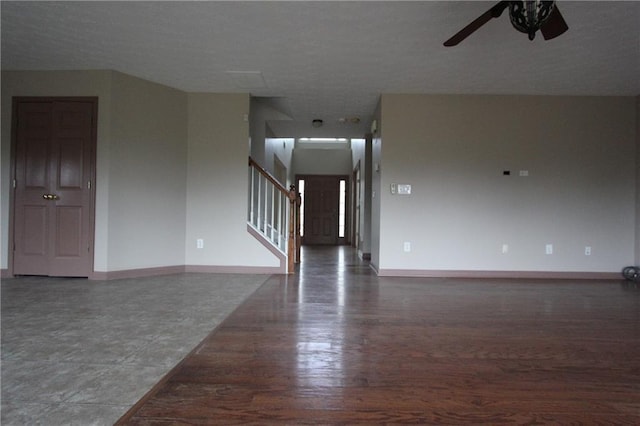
[{"x1": 117, "y1": 247, "x2": 640, "y2": 424}]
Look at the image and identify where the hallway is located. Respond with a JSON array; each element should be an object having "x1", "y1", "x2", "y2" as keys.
[{"x1": 119, "y1": 247, "x2": 640, "y2": 424}]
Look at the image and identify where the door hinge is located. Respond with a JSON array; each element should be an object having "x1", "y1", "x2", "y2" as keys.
[
  {"x1": 88, "y1": 180, "x2": 91, "y2": 189},
  {"x1": 12, "y1": 179, "x2": 16, "y2": 189}
]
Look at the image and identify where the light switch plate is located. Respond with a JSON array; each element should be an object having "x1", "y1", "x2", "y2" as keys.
[{"x1": 397, "y1": 184, "x2": 411, "y2": 195}]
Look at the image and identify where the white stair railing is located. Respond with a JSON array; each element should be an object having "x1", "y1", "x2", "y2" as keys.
[{"x1": 248, "y1": 157, "x2": 299, "y2": 273}]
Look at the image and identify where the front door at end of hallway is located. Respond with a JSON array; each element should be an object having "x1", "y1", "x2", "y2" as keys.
[{"x1": 303, "y1": 175, "x2": 341, "y2": 245}]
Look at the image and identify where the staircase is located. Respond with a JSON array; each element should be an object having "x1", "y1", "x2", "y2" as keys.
[{"x1": 247, "y1": 157, "x2": 300, "y2": 273}]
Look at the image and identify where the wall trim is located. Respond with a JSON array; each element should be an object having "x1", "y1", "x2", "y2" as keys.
[
  {"x1": 376, "y1": 269, "x2": 621, "y2": 280},
  {"x1": 90, "y1": 265, "x2": 186, "y2": 281},
  {"x1": 89, "y1": 264, "x2": 282, "y2": 281},
  {"x1": 185, "y1": 265, "x2": 282, "y2": 275},
  {"x1": 6, "y1": 266, "x2": 622, "y2": 281},
  {"x1": 10, "y1": 265, "x2": 286, "y2": 281}
]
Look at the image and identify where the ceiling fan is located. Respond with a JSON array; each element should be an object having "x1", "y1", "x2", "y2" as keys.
[{"x1": 444, "y1": 0, "x2": 568, "y2": 47}]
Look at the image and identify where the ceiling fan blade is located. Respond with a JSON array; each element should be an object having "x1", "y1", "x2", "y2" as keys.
[
  {"x1": 540, "y1": 5, "x2": 569, "y2": 40},
  {"x1": 444, "y1": 1, "x2": 509, "y2": 47}
]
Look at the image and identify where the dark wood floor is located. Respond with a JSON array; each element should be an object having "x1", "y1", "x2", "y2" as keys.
[{"x1": 118, "y1": 247, "x2": 640, "y2": 424}]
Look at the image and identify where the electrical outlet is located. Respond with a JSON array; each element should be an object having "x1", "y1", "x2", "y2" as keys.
[
  {"x1": 585, "y1": 246, "x2": 591, "y2": 256},
  {"x1": 403, "y1": 242, "x2": 411, "y2": 252},
  {"x1": 545, "y1": 244, "x2": 553, "y2": 255},
  {"x1": 196, "y1": 239, "x2": 204, "y2": 249},
  {"x1": 502, "y1": 244, "x2": 509, "y2": 254}
]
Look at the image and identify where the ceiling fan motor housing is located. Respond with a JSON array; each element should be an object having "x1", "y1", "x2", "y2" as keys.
[{"x1": 509, "y1": 0, "x2": 556, "y2": 40}]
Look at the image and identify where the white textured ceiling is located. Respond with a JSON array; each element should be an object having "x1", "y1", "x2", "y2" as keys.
[{"x1": 2, "y1": 1, "x2": 639, "y2": 138}]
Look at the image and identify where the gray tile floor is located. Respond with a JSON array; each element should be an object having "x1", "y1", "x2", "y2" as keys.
[{"x1": 1, "y1": 273, "x2": 270, "y2": 425}]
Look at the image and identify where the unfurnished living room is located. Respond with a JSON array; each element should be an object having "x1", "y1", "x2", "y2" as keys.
[{"x1": 1, "y1": 1, "x2": 639, "y2": 424}]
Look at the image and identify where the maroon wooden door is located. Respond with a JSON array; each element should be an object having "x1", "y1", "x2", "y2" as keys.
[
  {"x1": 303, "y1": 176, "x2": 340, "y2": 245},
  {"x1": 13, "y1": 98, "x2": 96, "y2": 277}
]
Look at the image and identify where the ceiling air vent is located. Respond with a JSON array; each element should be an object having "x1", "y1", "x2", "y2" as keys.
[{"x1": 226, "y1": 71, "x2": 267, "y2": 89}]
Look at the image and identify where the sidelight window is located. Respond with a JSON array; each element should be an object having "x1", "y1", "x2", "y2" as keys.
[
  {"x1": 339, "y1": 179, "x2": 346, "y2": 238},
  {"x1": 297, "y1": 179, "x2": 305, "y2": 237}
]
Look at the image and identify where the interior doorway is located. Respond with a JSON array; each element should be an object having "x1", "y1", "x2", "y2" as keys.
[
  {"x1": 10, "y1": 97, "x2": 97, "y2": 277},
  {"x1": 296, "y1": 175, "x2": 349, "y2": 246}
]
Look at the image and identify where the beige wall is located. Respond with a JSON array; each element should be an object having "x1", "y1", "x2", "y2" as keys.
[
  {"x1": 249, "y1": 97, "x2": 292, "y2": 167},
  {"x1": 185, "y1": 93, "x2": 279, "y2": 268},
  {"x1": 292, "y1": 147, "x2": 353, "y2": 176},
  {"x1": 265, "y1": 138, "x2": 294, "y2": 185},
  {"x1": 378, "y1": 94, "x2": 637, "y2": 275},
  {"x1": 106, "y1": 72, "x2": 188, "y2": 271}
]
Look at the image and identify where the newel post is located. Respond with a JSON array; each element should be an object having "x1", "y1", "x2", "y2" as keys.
[{"x1": 287, "y1": 185, "x2": 297, "y2": 274}]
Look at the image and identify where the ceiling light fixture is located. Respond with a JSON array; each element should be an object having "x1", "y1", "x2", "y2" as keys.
[
  {"x1": 443, "y1": 0, "x2": 568, "y2": 46},
  {"x1": 509, "y1": 1, "x2": 556, "y2": 41}
]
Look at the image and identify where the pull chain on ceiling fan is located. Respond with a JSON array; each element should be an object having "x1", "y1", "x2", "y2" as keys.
[{"x1": 444, "y1": 0, "x2": 568, "y2": 47}]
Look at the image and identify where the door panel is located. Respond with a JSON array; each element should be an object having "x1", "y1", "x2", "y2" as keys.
[
  {"x1": 22, "y1": 206, "x2": 48, "y2": 255},
  {"x1": 13, "y1": 98, "x2": 96, "y2": 277},
  {"x1": 55, "y1": 206, "x2": 83, "y2": 256},
  {"x1": 25, "y1": 138, "x2": 49, "y2": 188},
  {"x1": 59, "y1": 138, "x2": 85, "y2": 188}
]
